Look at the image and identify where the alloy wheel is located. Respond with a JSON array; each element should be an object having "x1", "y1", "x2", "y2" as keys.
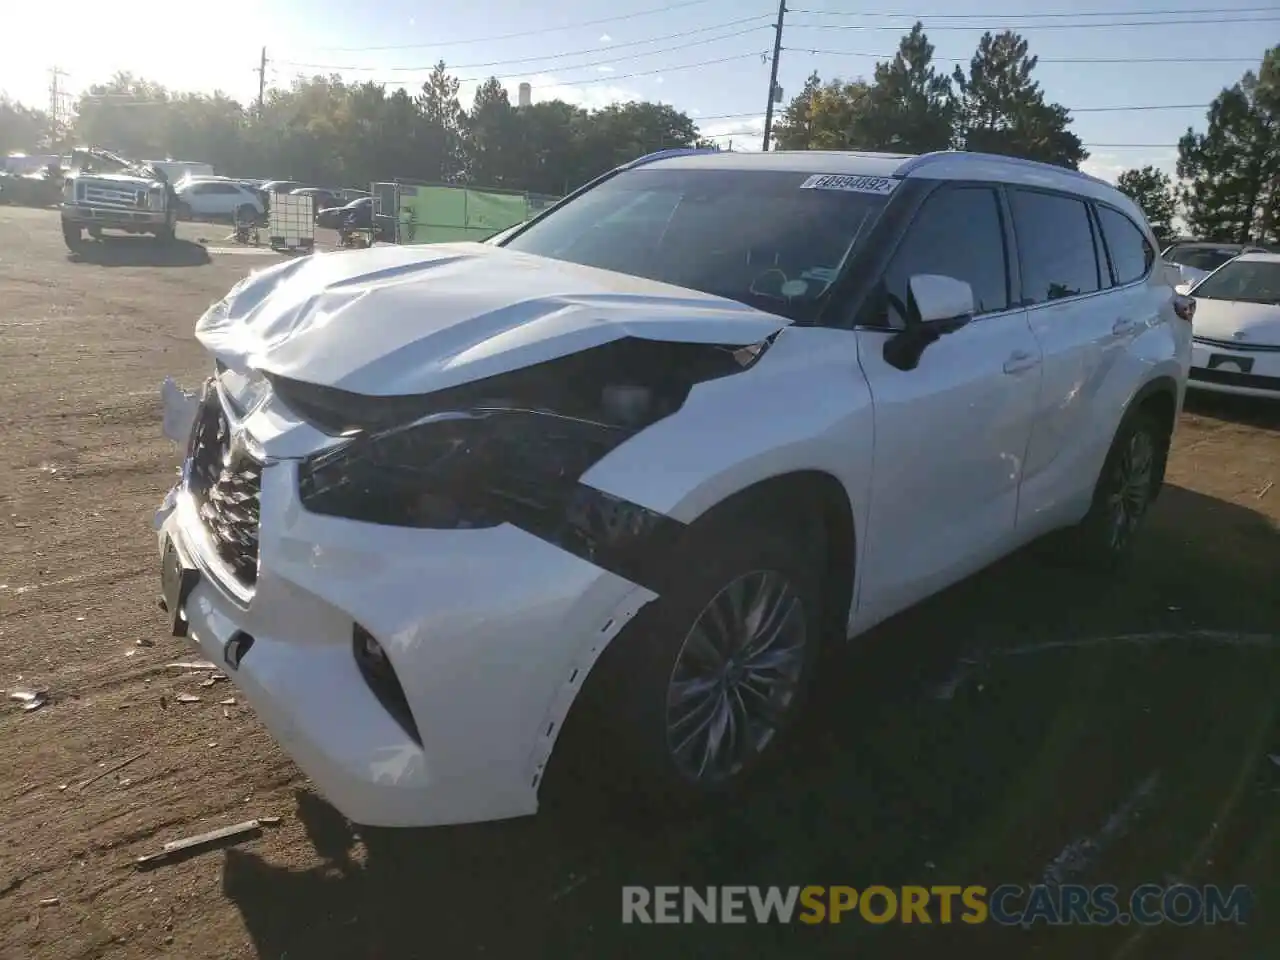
[
  {"x1": 664, "y1": 569, "x2": 809, "y2": 784},
  {"x1": 1106, "y1": 428, "x2": 1155, "y2": 552}
]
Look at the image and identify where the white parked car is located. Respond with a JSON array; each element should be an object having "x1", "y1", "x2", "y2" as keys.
[
  {"x1": 1180, "y1": 251, "x2": 1280, "y2": 398},
  {"x1": 173, "y1": 177, "x2": 264, "y2": 222},
  {"x1": 155, "y1": 149, "x2": 1192, "y2": 828},
  {"x1": 1162, "y1": 240, "x2": 1267, "y2": 288}
]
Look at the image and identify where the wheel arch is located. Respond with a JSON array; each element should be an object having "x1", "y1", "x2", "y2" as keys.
[
  {"x1": 1123, "y1": 374, "x2": 1180, "y2": 498},
  {"x1": 531, "y1": 468, "x2": 858, "y2": 800}
]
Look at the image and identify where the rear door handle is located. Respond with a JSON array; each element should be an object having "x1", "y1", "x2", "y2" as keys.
[
  {"x1": 1112, "y1": 317, "x2": 1140, "y2": 335},
  {"x1": 1003, "y1": 350, "x2": 1041, "y2": 375}
]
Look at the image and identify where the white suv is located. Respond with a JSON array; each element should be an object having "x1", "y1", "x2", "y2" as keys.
[{"x1": 155, "y1": 149, "x2": 1192, "y2": 828}]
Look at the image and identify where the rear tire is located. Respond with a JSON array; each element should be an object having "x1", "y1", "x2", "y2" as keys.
[
  {"x1": 1063, "y1": 407, "x2": 1167, "y2": 569},
  {"x1": 582, "y1": 512, "x2": 825, "y2": 813},
  {"x1": 175, "y1": 201, "x2": 192, "y2": 222},
  {"x1": 154, "y1": 215, "x2": 176, "y2": 244},
  {"x1": 61, "y1": 220, "x2": 85, "y2": 252}
]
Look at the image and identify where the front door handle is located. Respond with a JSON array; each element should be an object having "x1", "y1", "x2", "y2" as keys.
[
  {"x1": 1003, "y1": 350, "x2": 1041, "y2": 375},
  {"x1": 1112, "y1": 317, "x2": 1140, "y2": 335}
]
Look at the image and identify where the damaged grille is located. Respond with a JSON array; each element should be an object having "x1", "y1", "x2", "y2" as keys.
[{"x1": 186, "y1": 388, "x2": 263, "y2": 587}]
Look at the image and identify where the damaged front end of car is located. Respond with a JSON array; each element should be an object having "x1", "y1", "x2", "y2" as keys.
[{"x1": 272, "y1": 335, "x2": 773, "y2": 592}]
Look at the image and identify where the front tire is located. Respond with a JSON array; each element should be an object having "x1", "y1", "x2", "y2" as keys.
[
  {"x1": 1066, "y1": 407, "x2": 1166, "y2": 568},
  {"x1": 61, "y1": 220, "x2": 86, "y2": 251},
  {"x1": 585, "y1": 516, "x2": 824, "y2": 811}
]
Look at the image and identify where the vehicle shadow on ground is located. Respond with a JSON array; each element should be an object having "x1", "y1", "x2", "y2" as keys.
[
  {"x1": 67, "y1": 237, "x2": 212, "y2": 268},
  {"x1": 1183, "y1": 391, "x2": 1280, "y2": 432},
  {"x1": 221, "y1": 485, "x2": 1280, "y2": 960}
]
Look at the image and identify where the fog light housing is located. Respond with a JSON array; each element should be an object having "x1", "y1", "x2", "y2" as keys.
[{"x1": 352, "y1": 623, "x2": 420, "y2": 745}]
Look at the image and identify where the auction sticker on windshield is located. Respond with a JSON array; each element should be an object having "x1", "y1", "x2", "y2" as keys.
[{"x1": 800, "y1": 174, "x2": 898, "y2": 195}]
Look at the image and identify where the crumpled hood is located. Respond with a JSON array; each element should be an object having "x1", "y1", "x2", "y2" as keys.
[
  {"x1": 195, "y1": 242, "x2": 790, "y2": 396},
  {"x1": 1192, "y1": 298, "x2": 1280, "y2": 345}
]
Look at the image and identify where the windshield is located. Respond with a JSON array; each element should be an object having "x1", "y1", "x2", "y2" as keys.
[
  {"x1": 1191, "y1": 259, "x2": 1280, "y2": 305},
  {"x1": 1164, "y1": 245, "x2": 1244, "y2": 272},
  {"x1": 501, "y1": 167, "x2": 890, "y2": 322}
]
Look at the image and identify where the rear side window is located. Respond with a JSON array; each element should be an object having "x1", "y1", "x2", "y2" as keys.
[
  {"x1": 1096, "y1": 206, "x2": 1154, "y2": 284},
  {"x1": 881, "y1": 186, "x2": 1010, "y2": 319},
  {"x1": 1010, "y1": 189, "x2": 1101, "y2": 304}
]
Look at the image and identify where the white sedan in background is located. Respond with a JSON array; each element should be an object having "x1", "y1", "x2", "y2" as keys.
[{"x1": 1181, "y1": 251, "x2": 1280, "y2": 399}]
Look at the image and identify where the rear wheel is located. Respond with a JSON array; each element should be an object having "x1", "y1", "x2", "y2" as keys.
[
  {"x1": 175, "y1": 201, "x2": 192, "y2": 221},
  {"x1": 582, "y1": 514, "x2": 824, "y2": 811},
  {"x1": 61, "y1": 220, "x2": 86, "y2": 251},
  {"x1": 154, "y1": 217, "x2": 176, "y2": 243},
  {"x1": 235, "y1": 203, "x2": 258, "y2": 225},
  {"x1": 1064, "y1": 407, "x2": 1167, "y2": 568}
]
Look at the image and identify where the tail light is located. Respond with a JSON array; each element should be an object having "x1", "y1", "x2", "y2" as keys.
[{"x1": 1173, "y1": 294, "x2": 1195, "y2": 323}]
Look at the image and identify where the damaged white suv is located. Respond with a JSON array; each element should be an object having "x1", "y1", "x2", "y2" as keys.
[{"x1": 156, "y1": 148, "x2": 1191, "y2": 827}]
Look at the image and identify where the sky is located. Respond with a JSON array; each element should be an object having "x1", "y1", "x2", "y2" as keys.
[{"x1": 0, "y1": 0, "x2": 1274, "y2": 184}]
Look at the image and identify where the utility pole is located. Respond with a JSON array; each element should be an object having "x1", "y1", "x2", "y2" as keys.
[
  {"x1": 256, "y1": 47, "x2": 267, "y2": 115},
  {"x1": 48, "y1": 67, "x2": 69, "y2": 145},
  {"x1": 761, "y1": 0, "x2": 786, "y2": 151}
]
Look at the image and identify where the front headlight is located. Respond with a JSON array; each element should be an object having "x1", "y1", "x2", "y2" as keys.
[
  {"x1": 286, "y1": 334, "x2": 774, "y2": 532},
  {"x1": 217, "y1": 363, "x2": 273, "y2": 418},
  {"x1": 298, "y1": 407, "x2": 630, "y2": 529}
]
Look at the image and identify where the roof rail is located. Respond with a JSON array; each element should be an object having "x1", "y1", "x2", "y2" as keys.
[
  {"x1": 897, "y1": 149, "x2": 1110, "y2": 187},
  {"x1": 625, "y1": 147, "x2": 721, "y2": 169}
]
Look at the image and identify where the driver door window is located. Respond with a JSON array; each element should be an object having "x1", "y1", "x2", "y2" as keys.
[{"x1": 876, "y1": 186, "x2": 1011, "y2": 327}]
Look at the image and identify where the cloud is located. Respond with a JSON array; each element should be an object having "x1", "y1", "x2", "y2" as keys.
[
  {"x1": 599, "y1": 33, "x2": 612, "y2": 43},
  {"x1": 597, "y1": 66, "x2": 614, "y2": 73},
  {"x1": 655, "y1": 76, "x2": 664, "y2": 85},
  {"x1": 697, "y1": 115, "x2": 766, "y2": 151},
  {"x1": 1080, "y1": 149, "x2": 1177, "y2": 184}
]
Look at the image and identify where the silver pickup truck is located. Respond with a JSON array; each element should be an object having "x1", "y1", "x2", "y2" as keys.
[{"x1": 60, "y1": 148, "x2": 177, "y2": 250}]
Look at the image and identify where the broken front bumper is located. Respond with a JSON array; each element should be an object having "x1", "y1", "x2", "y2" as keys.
[{"x1": 154, "y1": 382, "x2": 647, "y2": 827}]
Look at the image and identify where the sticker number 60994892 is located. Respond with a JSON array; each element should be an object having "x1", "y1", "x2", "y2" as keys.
[{"x1": 799, "y1": 174, "x2": 898, "y2": 196}]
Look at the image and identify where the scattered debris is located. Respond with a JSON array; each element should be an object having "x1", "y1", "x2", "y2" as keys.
[
  {"x1": 174, "y1": 694, "x2": 201, "y2": 704},
  {"x1": 135, "y1": 817, "x2": 282, "y2": 870},
  {"x1": 38, "y1": 898, "x2": 59, "y2": 907},
  {"x1": 219, "y1": 698, "x2": 236, "y2": 706},
  {"x1": 166, "y1": 661, "x2": 216, "y2": 671},
  {"x1": 550, "y1": 871, "x2": 591, "y2": 902},
  {"x1": 135, "y1": 638, "x2": 154, "y2": 648},
  {"x1": 1257, "y1": 479, "x2": 1273, "y2": 500},
  {"x1": 198, "y1": 674, "x2": 227, "y2": 688},
  {"x1": 9, "y1": 689, "x2": 48, "y2": 713},
  {"x1": 77, "y1": 751, "x2": 147, "y2": 791}
]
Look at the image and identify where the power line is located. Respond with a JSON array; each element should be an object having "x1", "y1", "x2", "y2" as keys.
[
  {"x1": 783, "y1": 48, "x2": 1261, "y2": 65},
  {"x1": 305, "y1": 0, "x2": 735, "y2": 52},
  {"x1": 788, "y1": 4, "x2": 1277, "y2": 19},
  {"x1": 275, "y1": 20, "x2": 771, "y2": 73},
  {"x1": 788, "y1": 14, "x2": 1280, "y2": 31},
  {"x1": 381, "y1": 51, "x2": 769, "y2": 87}
]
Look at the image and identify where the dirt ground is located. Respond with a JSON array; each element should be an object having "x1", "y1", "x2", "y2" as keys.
[{"x1": 1, "y1": 204, "x2": 1277, "y2": 959}]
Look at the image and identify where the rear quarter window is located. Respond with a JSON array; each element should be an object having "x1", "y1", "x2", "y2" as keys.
[{"x1": 1096, "y1": 206, "x2": 1155, "y2": 285}]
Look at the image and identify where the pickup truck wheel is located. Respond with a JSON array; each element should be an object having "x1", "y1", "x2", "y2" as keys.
[
  {"x1": 61, "y1": 221, "x2": 86, "y2": 251},
  {"x1": 175, "y1": 201, "x2": 192, "y2": 221},
  {"x1": 235, "y1": 204, "x2": 258, "y2": 224},
  {"x1": 581, "y1": 515, "x2": 824, "y2": 813},
  {"x1": 1064, "y1": 408, "x2": 1166, "y2": 570},
  {"x1": 154, "y1": 218, "x2": 176, "y2": 243}
]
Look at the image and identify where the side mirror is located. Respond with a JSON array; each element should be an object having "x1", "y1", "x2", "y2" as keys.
[
  {"x1": 908, "y1": 274, "x2": 976, "y2": 326},
  {"x1": 883, "y1": 274, "x2": 975, "y2": 372}
]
